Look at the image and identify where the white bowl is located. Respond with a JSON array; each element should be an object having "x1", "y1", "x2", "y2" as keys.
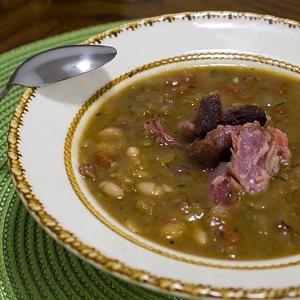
[{"x1": 8, "y1": 11, "x2": 300, "y2": 299}]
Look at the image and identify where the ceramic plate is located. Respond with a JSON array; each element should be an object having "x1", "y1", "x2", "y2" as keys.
[{"x1": 8, "y1": 12, "x2": 300, "y2": 299}]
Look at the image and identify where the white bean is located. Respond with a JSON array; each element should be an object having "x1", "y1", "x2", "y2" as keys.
[
  {"x1": 137, "y1": 182, "x2": 164, "y2": 196},
  {"x1": 194, "y1": 229, "x2": 208, "y2": 245},
  {"x1": 232, "y1": 76, "x2": 239, "y2": 84},
  {"x1": 98, "y1": 127, "x2": 123, "y2": 140},
  {"x1": 96, "y1": 142, "x2": 118, "y2": 155},
  {"x1": 126, "y1": 146, "x2": 140, "y2": 158},
  {"x1": 99, "y1": 181, "x2": 124, "y2": 199},
  {"x1": 137, "y1": 182, "x2": 155, "y2": 195}
]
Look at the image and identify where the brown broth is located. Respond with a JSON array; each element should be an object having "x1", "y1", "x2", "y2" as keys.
[{"x1": 78, "y1": 65, "x2": 300, "y2": 260}]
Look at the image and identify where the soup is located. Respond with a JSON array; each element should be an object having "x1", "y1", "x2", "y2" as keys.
[{"x1": 78, "y1": 65, "x2": 300, "y2": 260}]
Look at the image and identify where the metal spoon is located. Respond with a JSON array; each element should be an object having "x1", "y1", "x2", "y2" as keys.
[{"x1": 0, "y1": 45, "x2": 117, "y2": 100}]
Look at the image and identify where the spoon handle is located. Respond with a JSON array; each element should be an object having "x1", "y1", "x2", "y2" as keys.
[{"x1": 0, "y1": 82, "x2": 12, "y2": 102}]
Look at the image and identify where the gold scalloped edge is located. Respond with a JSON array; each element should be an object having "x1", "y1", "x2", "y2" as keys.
[
  {"x1": 83, "y1": 11, "x2": 300, "y2": 45},
  {"x1": 6, "y1": 13, "x2": 300, "y2": 299},
  {"x1": 64, "y1": 51, "x2": 300, "y2": 271}
]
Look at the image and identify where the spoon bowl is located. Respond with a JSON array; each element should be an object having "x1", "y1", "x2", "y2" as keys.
[{"x1": 0, "y1": 45, "x2": 117, "y2": 99}]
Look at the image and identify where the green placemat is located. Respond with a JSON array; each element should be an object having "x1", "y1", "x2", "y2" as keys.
[{"x1": 0, "y1": 22, "x2": 183, "y2": 300}]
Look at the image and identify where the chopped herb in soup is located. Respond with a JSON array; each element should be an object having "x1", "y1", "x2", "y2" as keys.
[{"x1": 78, "y1": 66, "x2": 300, "y2": 260}]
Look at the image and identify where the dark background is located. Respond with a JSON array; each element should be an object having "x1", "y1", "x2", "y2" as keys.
[{"x1": 1, "y1": 0, "x2": 300, "y2": 54}]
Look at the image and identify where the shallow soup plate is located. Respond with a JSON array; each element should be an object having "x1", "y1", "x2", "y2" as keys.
[{"x1": 8, "y1": 12, "x2": 300, "y2": 299}]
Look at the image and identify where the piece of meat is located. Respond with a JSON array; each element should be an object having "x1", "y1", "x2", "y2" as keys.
[
  {"x1": 189, "y1": 121, "x2": 290, "y2": 198},
  {"x1": 145, "y1": 119, "x2": 182, "y2": 148},
  {"x1": 188, "y1": 122, "x2": 291, "y2": 194},
  {"x1": 228, "y1": 123, "x2": 291, "y2": 194},
  {"x1": 208, "y1": 162, "x2": 241, "y2": 206},
  {"x1": 178, "y1": 120, "x2": 196, "y2": 139},
  {"x1": 186, "y1": 129, "x2": 230, "y2": 168},
  {"x1": 229, "y1": 123, "x2": 271, "y2": 194},
  {"x1": 223, "y1": 105, "x2": 267, "y2": 126},
  {"x1": 267, "y1": 126, "x2": 291, "y2": 164},
  {"x1": 264, "y1": 140, "x2": 280, "y2": 176},
  {"x1": 186, "y1": 125, "x2": 241, "y2": 168},
  {"x1": 94, "y1": 150, "x2": 115, "y2": 168},
  {"x1": 194, "y1": 91, "x2": 223, "y2": 138},
  {"x1": 208, "y1": 162, "x2": 231, "y2": 205},
  {"x1": 180, "y1": 92, "x2": 266, "y2": 140},
  {"x1": 264, "y1": 127, "x2": 291, "y2": 175},
  {"x1": 79, "y1": 164, "x2": 97, "y2": 179}
]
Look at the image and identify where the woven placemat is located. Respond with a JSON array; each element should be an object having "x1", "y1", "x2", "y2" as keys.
[{"x1": 0, "y1": 22, "x2": 182, "y2": 300}]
